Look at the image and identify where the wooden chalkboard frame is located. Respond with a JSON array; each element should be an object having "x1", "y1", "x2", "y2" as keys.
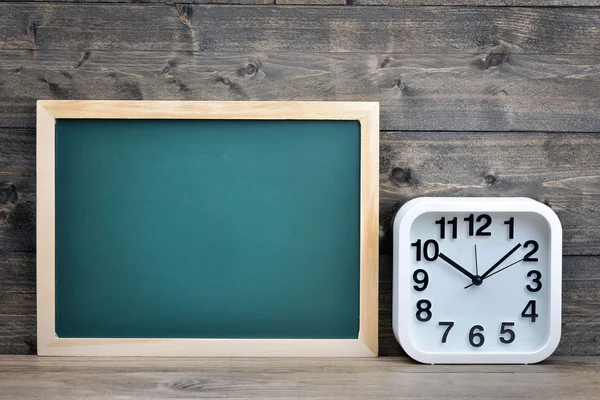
[{"x1": 36, "y1": 100, "x2": 379, "y2": 357}]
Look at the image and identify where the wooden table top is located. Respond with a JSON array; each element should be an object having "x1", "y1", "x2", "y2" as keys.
[{"x1": 0, "y1": 356, "x2": 598, "y2": 399}]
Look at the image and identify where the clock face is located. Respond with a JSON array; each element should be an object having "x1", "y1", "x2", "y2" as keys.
[{"x1": 393, "y1": 198, "x2": 562, "y2": 364}]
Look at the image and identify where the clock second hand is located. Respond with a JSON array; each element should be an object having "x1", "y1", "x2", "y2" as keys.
[
  {"x1": 474, "y1": 245, "x2": 479, "y2": 276},
  {"x1": 480, "y1": 243, "x2": 523, "y2": 279},
  {"x1": 464, "y1": 258, "x2": 525, "y2": 289}
]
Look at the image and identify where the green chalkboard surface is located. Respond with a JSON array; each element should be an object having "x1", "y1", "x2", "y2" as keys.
[{"x1": 54, "y1": 119, "x2": 361, "y2": 339}]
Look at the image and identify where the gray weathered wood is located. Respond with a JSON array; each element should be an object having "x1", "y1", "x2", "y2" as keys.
[
  {"x1": 1, "y1": 0, "x2": 598, "y2": 5},
  {"x1": 0, "y1": 252, "x2": 34, "y2": 291},
  {"x1": 1, "y1": 51, "x2": 599, "y2": 132},
  {"x1": 0, "y1": 252, "x2": 35, "y2": 316},
  {"x1": 0, "y1": 129, "x2": 35, "y2": 252},
  {"x1": 353, "y1": 0, "x2": 600, "y2": 5},
  {"x1": 0, "y1": 356, "x2": 599, "y2": 398},
  {"x1": 0, "y1": 0, "x2": 273, "y2": 2},
  {"x1": 1, "y1": 4, "x2": 599, "y2": 54},
  {"x1": 0, "y1": 316, "x2": 35, "y2": 355},
  {"x1": 0, "y1": 252, "x2": 35, "y2": 355},
  {"x1": 4, "y1": 354, "x2": 600, "y2": 372},
  {"x1": 380, "y1": 131, "x2": 600, "y2": 256},
  {"x1": 277, "y1": 0, "x2": 346, "y2": 4}
]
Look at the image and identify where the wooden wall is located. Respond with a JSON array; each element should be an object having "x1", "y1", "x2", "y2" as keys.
[{"x1": 1, "y1": 0, "x2": 599, "y2": 356}]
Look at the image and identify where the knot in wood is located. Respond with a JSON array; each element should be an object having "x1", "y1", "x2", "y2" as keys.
[
  {"x1": 484, "y1": 173, "x2": 497, "y2": 185},
  {"x1": 244, "y1": 63, "x2": 257, "y2": 76},
  {"x1": 485, "y1": 52, "x2": 508, "y2": 69},
  {"x1": 391, "y1": 167, "x2": 417, "y2": 186},
  {"x1": 0, "y1": 182, "x2": 18, "y2": 204}
]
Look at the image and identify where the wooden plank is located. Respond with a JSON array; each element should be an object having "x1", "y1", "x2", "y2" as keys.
[
  {"x1": 3, "y1": 354, "x2": 600, "y2": 372},
  {"x1": 0, "y1": 316, "x2": 35, "y2": 355},
  {"x1": 0, "y1": 1, "x2": 275, "y2": 3},
  {"x1": 277, "y1": 0, "x2": 346, "y2": 4},
  {"x1": 0, "y1": 251, "x2": 35, "y2": 325},
  {"x1": 1, "y1": 4, "x2": 599, "y2": 54},
  {"x1": 0, "y1": 252, "x2": 35, "y2": 355},
  {"x1": 1, "y1": 50, "x2": 599, "y2": 132},
  {"x1": 0, "y1": 252, "x2": 34, "y2": 291},
  {"x1": 380, "y1": 132, "x2": 600, "y2": 256},
  {"x1": 0, "y1": 129, "x2": 35, "y2": 252},
  {"x1": 353, "y1": 0, "x2": 600, "y2": 5},
  {"x1": 1, "y1": 252, "x2": 599, "y2": 356},
  {"x1": 0, "y1": 356, "x2": 599, "y2": 398},
  {"x1": 0, "y1": 0, "x2": 598, "y2": 5}
]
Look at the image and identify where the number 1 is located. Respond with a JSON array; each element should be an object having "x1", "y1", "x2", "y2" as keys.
[{"x1": 504, "y1": 217, "x2": 514, "y2": 239}]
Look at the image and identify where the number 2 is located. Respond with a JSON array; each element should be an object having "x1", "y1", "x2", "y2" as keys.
[{"x1": 523, "y1": 240, "x2": 539, "y2": 262}]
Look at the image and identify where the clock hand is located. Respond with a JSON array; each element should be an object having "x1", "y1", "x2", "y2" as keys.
[
  {"x1": 438, "y1": 253, "x2": 476, "y2": 280},
  {"x1": 480, "y1": 243, "x2": 522, "y2": 280},
  {"x1": 464, "y1": 258, "x2": 524, "y2": 289},
  {"x1": 474, "y1": 245, "x2": 479, "y2": 276}
]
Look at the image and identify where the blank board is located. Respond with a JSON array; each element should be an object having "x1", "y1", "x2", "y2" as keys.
[{"x1": 37, "y1": 101, "x2": 379, "y2": 357}]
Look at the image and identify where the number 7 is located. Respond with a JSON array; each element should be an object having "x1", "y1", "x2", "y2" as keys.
[{"x1": 439, "y1": 321, "x2": 455, "y2": 343}]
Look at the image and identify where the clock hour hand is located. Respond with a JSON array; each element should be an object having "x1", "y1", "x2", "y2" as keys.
[
  {"x1": 438, "y1": 253, "x2": 476, "y2": 280},
  {"x1": 480, "y1": 243, "x2": 522, "y2": 280}
]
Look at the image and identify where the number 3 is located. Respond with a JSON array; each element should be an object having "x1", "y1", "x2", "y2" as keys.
[{"x1": 527, "y1": 270, "x2": 542, "y2": 292}]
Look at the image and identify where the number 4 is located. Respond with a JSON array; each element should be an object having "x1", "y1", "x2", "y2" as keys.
[{"x1": 521, "y1": 300, "x2": 538, "y2": 322}]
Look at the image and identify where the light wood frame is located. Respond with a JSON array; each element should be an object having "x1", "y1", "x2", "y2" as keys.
[{"x1": 37, "y1": 101, "x2": 379, "y2": 357}]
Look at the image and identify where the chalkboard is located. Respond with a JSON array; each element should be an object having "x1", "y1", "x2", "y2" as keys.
[{"x1": 37, "y1": 101, "x2": 379, "y2": 357}]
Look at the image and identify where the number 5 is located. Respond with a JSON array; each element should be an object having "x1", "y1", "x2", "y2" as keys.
[{"x1": 499, "y1": 322, "x2": 515, "y2": 344}]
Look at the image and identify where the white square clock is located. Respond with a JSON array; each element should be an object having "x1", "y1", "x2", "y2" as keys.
[{"x1": 393, "y1": 197, "x2": 562, "y2": 364}]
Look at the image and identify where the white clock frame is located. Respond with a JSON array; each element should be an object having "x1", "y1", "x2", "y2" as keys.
[{"x1": 393, "y1": 197, "x2": 562, "y2": 364}]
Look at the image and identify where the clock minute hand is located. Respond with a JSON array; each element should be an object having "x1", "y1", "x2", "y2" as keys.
[
  {"x1": 438, "y1": 253, "x2": 476, "y2": 280},
  {"x1": 480, "y1": 243, "x2": 522, "y2": 280}
]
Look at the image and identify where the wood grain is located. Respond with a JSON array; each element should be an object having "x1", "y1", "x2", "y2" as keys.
[
  {"x1": 1, "y1": 4, "x2": 599, "y2": 54},
  {"x1": 0, "y1": 316, "x2": 35, "y2": 355},
  {"x1": 0, "y1": 129, "x2": 34, "y2": 252},
  {"x1": 0, "y1": 0, "x2": 598, "y2": 5},
  {"x1": 380, "y1": 131, "x2": 600, "y2": 256},
  {"x1": 353, "y1": 0, "x2": 600, "y2": 5},
  {"x1": 277, "y1": 0, "x2": 347, "y2": 4},
  {"x1": 0, "y1": 252, "x2": 36, "y2": 355},
  {"x1": 0, "y1": 0, "x2": 279, "y2": 3},
  {"x1": 1, "y1": 50, "x2": 599, "y2": 132},
  {"x1": 0, "y1": 356, "x2": 599, "y2": 398}
]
